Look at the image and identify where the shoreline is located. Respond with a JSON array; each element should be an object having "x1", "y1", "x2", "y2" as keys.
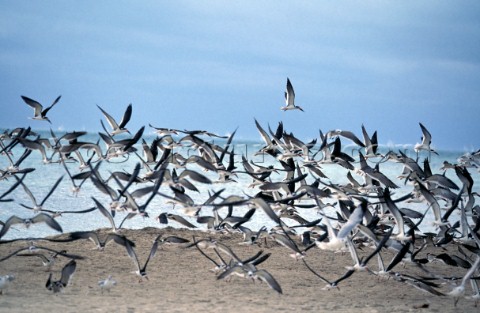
[{"x1": 0, "y1": 227, "x2": 478, "y2": 312}]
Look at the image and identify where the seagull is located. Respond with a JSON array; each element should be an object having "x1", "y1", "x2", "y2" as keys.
[
  {"x1": 281, "y1": 78, "x2": 304, "y2": 112},
  {"x1": 344, "y1": 227, "x2": 393, "y2": 272},
  {"x1": 46, "y1": 260, "x2": 77, "y2": 293},
  {"x1": 0, "y1": 244, "x2": 84, "y2": 263},
  {"x1": 98, "y1": 275, "x2": 117, "y2": 293},
  {"x1": 97, "y1": 103, "x2": 132, "y2": 136},
  {"x1": 19, "y1": 176, "x2": 95, "y2": 217},
  {"x1": 17, "y1": 137, "x2": 55, "y2": 164},
  {"x1": 0, "y1": 213, "x2": 63, "y2": 239},
  {"x1": 414, "y1": 123, "x2": 438, "y2": 158},
  {"x1": 157, "y1": 212, "x2": 197, "y2": 229},
  {"x1": 0, "y1": 275, "x2": 15, "y2": 295},
  {"x1": 315, "y1": 199, "x2": 367, "y2": 251},
  {"x1": 21, "y1": 95, "x2": 61, "y2": 124},
  {"x1": 68, "y1": 231, "x2": 135, "y2": 251},
  {"x1": 124, "y1": 238, "x2": 159, "y2": 281}
]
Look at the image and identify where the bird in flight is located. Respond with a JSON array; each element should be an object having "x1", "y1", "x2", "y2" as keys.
[
  {"x1": 97, "y1": 103, "x2": 132, "y2": 136},
  {"x1": 21, "y1": 95, "x2": 61, "y2": 124},
  {"x1": 281, "y1": 78, "x2": 304, "y2": 112}
]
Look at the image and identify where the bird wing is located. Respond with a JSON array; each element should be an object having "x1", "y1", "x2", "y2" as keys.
[
  {"x1": 17, "y1": 177, "x2": 39, "y2": 207},
  {"x1": 255, "y1": 269, "x2": 282, "y2": 294},
  {"x1": 105, "y1": 233, "x2": 136, "y2": 248},
  {"x1": 382, "y1": 188, "x2": 406, "y2": 238},
  {"x1": 118, "y1": 104, "x2": 132, "y2": 129},
  {"x1": 179, "y1": 169, "x2": 212, "y2": 184},
  {"x1": 254, "y1": 119, "x2": 274, "y2": 147},
  {"x1": 169, "y1": 214, "x2": 197, "y2": 228},
  {"x1": 60, "y1": 260, "x2": 77, "y2": 287},
  {"x1": 0, "y1": 216, "x2": 27, "y2": 238},
  {"x1": 285, "y1": 78, "x2": 295, "y2": 106},
  {"x1": 250, "y1": 197, "x2": 281, "y2": 225},
  {"x1": 40, "y1": 175, "x2": 64, "y2": 206},
  {"x1": 42, "y1": 95, "x2": 61, "y2": 116},
  {"x1": 419, "y1": 123, "x2": 432, "y2": 145},
  {"x1": 125, "y1": 241, "x2": 141, "y2": 273},
  {"x1": 70, "y1": 231, "x2": 101, "y2": 247},
  {"x1": 97, "y1": 105, "x2": 119, "y2": 130},
  {"x1": 417, "y1": 182, "x2": 442, "y2": 223},
  {"x1": 32, "y1": 213, "x2": 63, "y2": 233},
  {"x1": 337, "y1": 201, "x2": 367, "y2": 240},
  {"x1": 21, "y1": 96, "x2": 43, "y2": 116},
  {"x1": 91, "y1": 197, "x2": 116, "y2": 231},
  {"x1": 142, "y1": 240, "x2": 159, "y2": 272}
]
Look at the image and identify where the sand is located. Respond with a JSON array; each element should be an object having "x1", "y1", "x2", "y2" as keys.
[{"x1": 0, "y1": 227, "x2": 478, "y2": 313}]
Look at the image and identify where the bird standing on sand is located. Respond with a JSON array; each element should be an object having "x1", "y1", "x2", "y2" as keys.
[
  {"x1": 98, "y1": 275, "x2": 117, "y2": 293},
  {"x1": 0, "y1": 275, "x2": 15, "y2": 295},
  {"x1": 281, "y1": 78, "x2": 304, "y2": 112}
]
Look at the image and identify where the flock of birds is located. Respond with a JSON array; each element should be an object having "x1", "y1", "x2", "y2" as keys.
[{"x1": 0, "y1": 78, "x2": 480, "y2": 308}]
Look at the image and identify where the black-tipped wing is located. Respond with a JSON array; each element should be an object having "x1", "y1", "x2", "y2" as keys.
[
  {"x1": 60, "y1": 260, "x2": 77, "y2": 287},
  {"x1": 118, "y1": 104, "x2": 132, "y2": 129},
  {"x1": 255, "y1": 269, "x2": 282, "y2": 294},
  {"x1": 40, "y1": 175, "x2": 64, "y2": 206},
  {"x1": 21, "y1": 96, "x2": 43, "y2": 116},
  {"x1": 32, "y1": 213, "x2": 63, "y2": 233}
]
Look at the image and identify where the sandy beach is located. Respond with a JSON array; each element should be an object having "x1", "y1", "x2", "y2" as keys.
[{"x1": 0, "y1": 226, "x2": 478, "y2": 313}]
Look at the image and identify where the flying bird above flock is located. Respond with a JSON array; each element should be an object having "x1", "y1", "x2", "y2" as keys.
[
  {"x1": 0, "y1": 80, "x2": 479, "y2": 307},
  {"x1": 281, "y1": 78, "x2": 304, "y2": 112},
  {"x1": 21, "y1": 95, "x2": 62, "y2": 124}
]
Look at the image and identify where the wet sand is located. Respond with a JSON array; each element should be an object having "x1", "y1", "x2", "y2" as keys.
[{"x1": 0, "y1": 227, "x2": 478, "y2": 312}]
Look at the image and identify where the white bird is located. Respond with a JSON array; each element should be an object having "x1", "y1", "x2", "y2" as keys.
[
  {"x1": 98, "y1": 275, "x2": 117, "y2": 293},
  {"x1": 281, "y1": 78, "x2": 304, "y2": 112},
  {"x1": 0, "y1": 275, "x2": 15, "y2": 295},
  {"x1": 97, "y1": 104, "x2": 132, "y2": 136},
  {"x1": 414, "y1": 123, "x2": 438, "y2": 157},
  {"x1": 316, "y1": 200, "x2": 367, "y2": 251},
  {"x1": 21, "y1": 95, "x2": 61, "y2": 124}
]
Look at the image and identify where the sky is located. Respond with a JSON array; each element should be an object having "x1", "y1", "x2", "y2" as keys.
[{"x1": 1, "y1": 1, "x2": 479, "y2": 151}]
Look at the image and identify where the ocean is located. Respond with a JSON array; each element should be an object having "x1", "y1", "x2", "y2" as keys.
[{"x1": 0, "y1": 129, "x2": 478, "y2": 240}]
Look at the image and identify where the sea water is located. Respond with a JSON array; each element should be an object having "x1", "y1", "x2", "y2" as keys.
[{"x1": 0, "y1": 130, "x2": 478, "y2": 240}]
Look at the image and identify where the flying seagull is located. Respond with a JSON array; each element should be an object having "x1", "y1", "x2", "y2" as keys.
[
  {"x1": 0, "y1": 213, "x2": 63, "y2": 239},
  {"x1": 21, "y1": 95, "x2": 61, "y2": 124},
  {"x1": 46, "y1": 259, "x2": 77, "y2": 293},
  {"x1": 97, "y1": 103, "x2": 132, "y2": 136},
  {"x1": 414, "y1": 122, "x2": 438, "y2": 157},
  {"x1": 281, "y1": 78, "x2": 304, "y2": 112}
]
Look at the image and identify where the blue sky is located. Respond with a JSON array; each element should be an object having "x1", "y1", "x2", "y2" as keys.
[{"x1": 1, "y1": 1, "x2": 479, "y2": 151}]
